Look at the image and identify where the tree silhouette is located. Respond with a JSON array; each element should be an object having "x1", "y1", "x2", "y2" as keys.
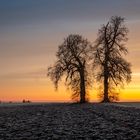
[
  {"x1": 48, "y1": 34, "x2": 92, "y2": 103},
  {"x1": 93, "y1": 16, "x2": 131, "y2": 102}
]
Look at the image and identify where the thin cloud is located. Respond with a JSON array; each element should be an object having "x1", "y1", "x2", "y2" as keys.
[{"x1": 0, "y1": 68, "x2": 48, "y2": 80}]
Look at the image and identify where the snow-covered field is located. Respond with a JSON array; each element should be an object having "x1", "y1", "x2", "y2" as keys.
[
  {"x1": 0, "y1": 103, "x2": 139, "y2": 139},
  {"x1": 113, "y1": 102, "x2": 140, "y2": 109}
]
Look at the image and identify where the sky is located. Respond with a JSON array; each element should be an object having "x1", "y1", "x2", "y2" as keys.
[{"x1": 0, "y1": 0, "x2": 140, "y2": 102}]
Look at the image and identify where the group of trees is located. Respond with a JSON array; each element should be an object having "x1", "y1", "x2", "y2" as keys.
[{"x1": 48, "y1": 16, "x2": 132, "y2": 103}]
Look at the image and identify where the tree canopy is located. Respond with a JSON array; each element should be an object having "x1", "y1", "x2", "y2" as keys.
[
  {"x1": 48, "y1": 16, "x2": 132, "y2": 103},
  {"x1": 93, "y1": 16, "x2": 131, "y2": 102},
  {"x1": 48, "y1": 34, "x2": 92, "y2": 103}
]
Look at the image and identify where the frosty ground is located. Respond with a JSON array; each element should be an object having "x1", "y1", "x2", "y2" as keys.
[{"x1": 0, "y1": 103, "x2": 140, "y2": 139}]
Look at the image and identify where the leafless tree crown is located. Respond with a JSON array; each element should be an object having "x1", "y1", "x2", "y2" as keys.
[{"x1": 48, "y1": 34, "x2": 92, "y2": 102}]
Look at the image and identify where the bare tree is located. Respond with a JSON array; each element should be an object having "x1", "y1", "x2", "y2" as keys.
[
  {"x1": 48, "y1": 34, "x2": 92, "y2": 103},
  {"x1": 93, "y1": 16, "x2": 131, "y2": 102}
]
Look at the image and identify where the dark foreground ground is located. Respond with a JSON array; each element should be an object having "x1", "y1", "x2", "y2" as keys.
[{"x1": 0, "y1": 103, "x2": 140, "y2": 140}]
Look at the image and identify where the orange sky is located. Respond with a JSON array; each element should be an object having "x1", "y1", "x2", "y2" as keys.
[
  {"x1": 0, "y1": 69, "x2": 140, "y2": 102},
  {"x1": 0, "y1": 0, "x2": 140, "y2": 102}
]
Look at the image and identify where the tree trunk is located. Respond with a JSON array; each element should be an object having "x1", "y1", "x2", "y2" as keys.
[
  {"x1": 102, "y1": 73, "x2": 110, "y2": 102},
  {"x1": 102, "y1": 52, "x2": 110, "y2": 103},
  {"x1": 79, "y1": 67, "x2": 86, "y2": 103}
]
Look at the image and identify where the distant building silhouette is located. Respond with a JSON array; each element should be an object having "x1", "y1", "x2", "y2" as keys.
[{"x1": 22, "y1": 99, "x2": 31, "y2": 103}]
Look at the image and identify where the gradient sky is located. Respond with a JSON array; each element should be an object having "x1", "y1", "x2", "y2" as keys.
[{"x1": 0, "y1": 0, "x2": 140, "y2": 102}]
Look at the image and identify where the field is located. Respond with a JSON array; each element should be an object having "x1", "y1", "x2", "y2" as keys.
[
  {"x1": 0, "y1": 103, "x2": 140, "y2": 139},
  {"x1": 113, "y1": 102, "x2": 140, "y2": 109}
]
